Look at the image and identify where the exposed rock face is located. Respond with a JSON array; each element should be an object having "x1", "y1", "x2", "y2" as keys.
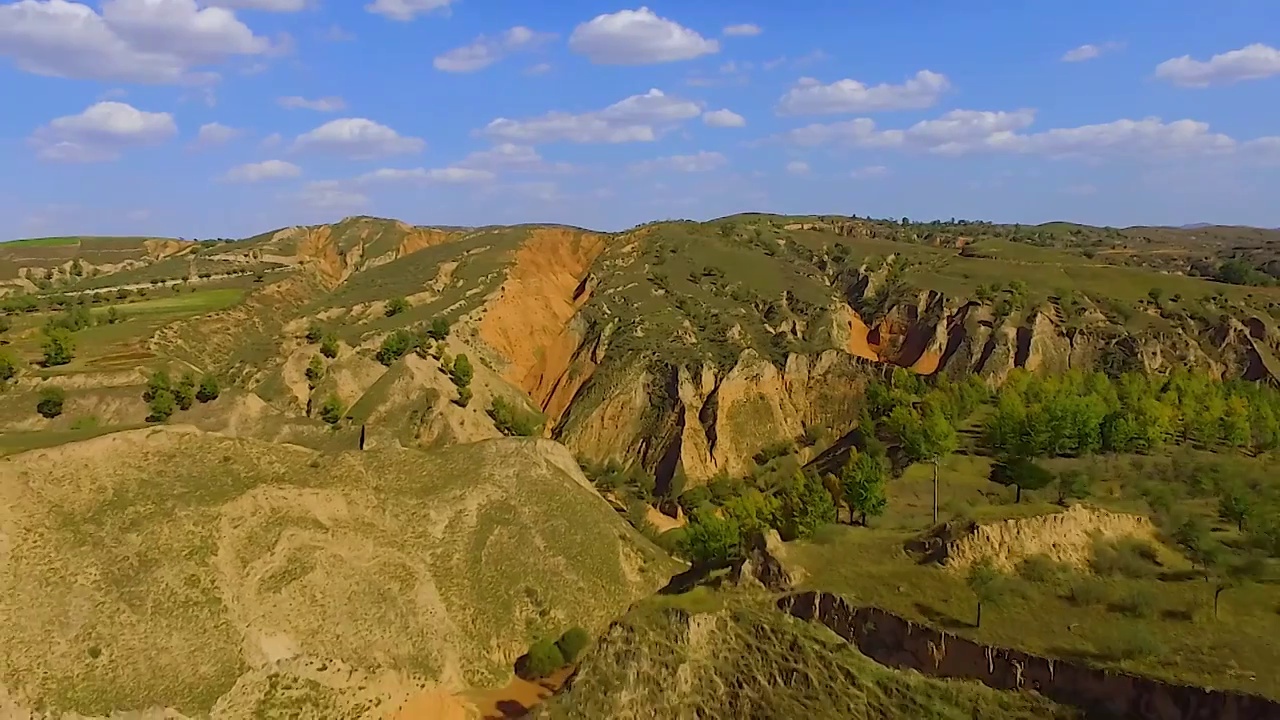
[
  {"x1": 732, "y1": 530, "x2": 805, "y2": 591},
  {"x1": 779, "y1": 592, "x2": 1280, "y2": 720}
]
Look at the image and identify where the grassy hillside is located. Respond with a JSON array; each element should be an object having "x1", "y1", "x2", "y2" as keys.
[{"x1": 0, "y1": 428, "x2": 676, "y2": 717}]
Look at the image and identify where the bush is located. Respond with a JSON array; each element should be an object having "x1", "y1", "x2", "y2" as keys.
[
  {"x1": 305, "y1": 322, "x2": 324, "y2": 343},
  {"x1": 522, "y1": 638, "x2": 565, "y2": 680},
  {"x1": 753, "y1": 439, "x2": 797, "y2": 465},
  {"x1": 680, "y1": 507, "x2": 743, "y2": 567},
  {"x1": 306, "y1": 355, "x2": 326, "y2": 387},
  {"x1": 319, "y1": 333, "x2": 340, "y2": 359},
  {"x1": 174, "y1": 373, "x2": 196, "y2": 411},
  {"x1": 37, "y1": 386, "x2": 65, "y2": 418},
  {"x1": 1017, "y1": 554, "x2": 1070, "y2": 584},
  {"x1": 454, "y1": 386, "x2": 473, "y2": 407},
  {"x1": 147, "y1": 390, "x2": 176, "y2": 422},
  {"x1": 196, "y1": 373, "x2": 220, "y2": 403},
  {"x1": 450, "y1": 353, "x2": 474, "y2": 387},
  {"x1": 385, "y1": 297, "x2": 409, "y2": 317},
  {"x1": 426, "y1": 316, "x2": 450, "y2": 341},
  {"x1": 376, "y1": 329, "x2": 415, "y2": 366},
  {"x1": 556, "y1": 626, "x2": 591, "y2": 663},
  {"x1": 319, "y1": 395, "x2": 344, "y2": 425},
  {"x1": 1091, "y1": 539, "x2": 1159, "y2": 578},
  {"x1": 0, "y1": 350, "x2": 17, "y2": 383},
  {"x1": 488, "y1": 396, "x2": 543, "y2": 437},
  {"x1": 41, "y1": 328, "x2": 75, "y2": 367}
]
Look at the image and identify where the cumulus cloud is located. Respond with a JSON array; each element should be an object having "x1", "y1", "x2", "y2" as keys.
[
  {"x1": 434, "y1": 26, "x2": 555, "y2": 73},
  {"x1": 455, "y1": 143, "x2": 574, "y2": 173},
  {"x1": 785, "y1": 161, "x2": 810, "y2": 175},
  {"x1": 278, "y1": 95, "x2": 347, "y2": 112},
  {"x1": 192, "y1": 122, "x2": 242, "y2": 147},
  {"x1": 206, "y1": 0, "x2": 308, "y2": 11},
  {"x1": 630, "y1": 151, "x2": 727, "y2": 173},
  {"x1": 775, "y1": 108, "x2": 1244, "y2": 160},
  {"x1": 293, "y1": 118, "x2": 425, "y2": 158},
  {"x1": 703, "y1": 108, "x2": 746, "y2": 127},
  {"x1": 28, "y1": 101, "x2": 176, "y2": 162},
  {"x1": 570, "y1": 7, "x2": 718, "y2": 65},
  {"x1": 777, "y1": 70, "x2": 950, "y2": 115},
  {"x1": 356, "y1": 167, "x2": 495, "y2": 184},
  {"x1": 364, "y1": 0, "x2": 454, "y2": 22},
  {"x1": 723, "y1": 23, "x2": 761, "y2": 37},
  {"x1": 292, "y1": 179, "x2": 367, "y2": 211},
  {"x1": 1061, "y1": 41, "x2": 1123, "y2": 62},
  {"x1": 1155, "y1": 43, "x2": 1280, "y2": 87},
  {"x1": 222, "y1": 159, "x2": 301, "y2": 182},
  {"x1": 0, "y1": 0, "x2": 276, "y2": 84},
  {"x1": 480, "y1": 88, "x2": 701, "y2": 144}
]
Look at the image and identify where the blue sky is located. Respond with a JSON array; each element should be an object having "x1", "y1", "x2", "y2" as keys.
[{"x1": 1, "y1": 0, "x2": 1279, "y2": 240}]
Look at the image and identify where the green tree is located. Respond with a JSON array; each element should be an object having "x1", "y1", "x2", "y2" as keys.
[
  {"x1": 778, "y1": 470, "x2": 836, "y2": 540},
  {"x1": 966, "y1": 559, "x2": 1003, "y2": 628},
  {"x1": 1218, "y1": 488, "x2": 1252, "y2": 531},
  {"x1": 105, "y1": 305, "x2": 123, "y2": 325},
  {"x1": 174, "y1": 372, "x2": 196, "y2": 411},
  {"x1": 41, "y1": 328, "x2": 75, "y2": 367},
  {"x1": 894, "y1": 407, "x2": 959, "y2": 523},
  {"x1": 451, "y1": 353, "x2": 474, "y2": 388},
  {"x1": 426, "y1": 316, "x2": 450, "y2": 341},
  {"x1": 196, "y1": 373, "x2": 221, "y2": 403},
  {"x1": 306, "y1": 355, "x2": 326, "y2": 388},
  {"x1": 680, "y1": 507, "x2": 743, "y2": 568},
  {"x1": 305, "y1": 322, "x2": 324, "y2": 343},
  {"x1": 0, "y1": 350, "x2": 17, "y2": 383},
  {"x1": 0, "y1": 316, "x2": 10, "y2": 334},
  {"x1": 376, "y1": 329, "x2": 415, "y2": 366},
  {"x1": 1147, "y1": 287, "x2": 1164, "y2": 304},
  {"x1": 143, "y1": 369, "x2": 172, "y2": 403},
  {"x1": 990, "y1": 456, "x2": 1055, "y2": 504},
  {"x1": 319, "y1": 395, "x2": 344, "y2": 425},
  {"x1": 319, "y1": 333, "x2": 340, "y2": 359},
  {"x1": 37, "y1": 385, "x2": 65, "y2": 419},
  {"x1": 1056, "y1": 469, "x2": 1092, "y2": 504},
  {"x1": 841, "y1": 451, "x2": 888, "y2": 525},
  {"x1": 385, "y1": 297, "x2": 409, "y2": 317},
  {"x1": 522, "y1": 639, "x2": 566, "y2": 680},
  {"x1": 455, "y1": 385, "x2": 473, "y2": 407},
  {"x1": 555, "y1": 627, "x2": 591, "y2": 664},
  {"x1": 147, "y1": 389, "x2": 176, "y2": 422},
  {"x1": 1221, "y1": 396, "x2": 1252, "y2": 450}
]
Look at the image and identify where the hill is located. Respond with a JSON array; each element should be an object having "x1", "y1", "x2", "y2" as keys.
[{"x1": 0, "y1": 427, "x2": 677, "y2": 718}]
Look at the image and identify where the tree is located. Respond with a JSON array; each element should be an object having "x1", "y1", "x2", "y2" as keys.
[
  {"x1": 895, "y1": 407, "x2": 959, "y2": 523},
  {"x1": 37, "y1": 386, "x2": 65, "y2": 419},
  {"x1": 305, "y1": 322, "x2": 324, "y2": 343},
  {"x1": 385, "y1": 297, "x2": 409, "y2": 317},
  {"x1": 143, "y1": 369, "x2": 172, "y2": 403},
  {"x1": 0, "y1": 350, "x2": 17, "y2": 383},
  {"x1": 196, "y1": 373, "x2": 221, "y2": 403},
  {"x1": 842, "y1": 451, "x2": 888, "y2": 525},
  {"x1": 1218, "y1": 488, "x2": 1252, "y2": 531},
  {"x1": 989, "y1": 456, "x2": 1055, "y2": 504},
  {"x1": 778, "y1": 470, "x2": 836, "y2": 540},
  {"x1": 174, "y1": 372, "x2": 196, "y2": 411},
  {"x1": 1210, "y1": 553, "x2": 1265, "y2": 619},
  {"x1": 147, "y1": 389, "x2": 176, "y2": 422},
  {"x1": 104, "y1": 306, "x2": 123, "y2": 325},
  {"x1": 966, "y1": 559, "x2": 1003, "y2": 628},
  {"x1": 451, "y1": 353, "x2": 474, "y2": 388},
  {"x1": 1147, "y1": 287, "x2": 1164, "y2": 304},
  {"x1": 376, "y1": 330, "x2": 415, "y2": 366},
  {"x1": 555, "y1": 627, "x2": 591, "y2": 664},
  {"x1": 680, "y1": 507, "x2": 743, "y2": 568},
  {"x1": 426, "y1": 316, "x2": 450, "y2": 341},
  {"x1": 306, "y1": 355, "x2": 326, "y2": 388},
  {"x1": 1056, "y1": 469, "x2": 1092, "y2": 504},
  {"x1": 319, "y1": 333, "x2": 340, "y2": 359},
  {"x1": 41, "y1": 328, "x2": 75, "y2": 367},
  {"x1": 522, "y1": 638, "x2": 566, "y2": 680},
  {"x1": 0, "y1": 316, "x2": 10, "y2": 334},
  {"x1": 319, "y1": 395, "x2": 344, "y2": 425},
  {"x1": 455, "y1": 385, "x2": 473, "y2": 407},
  {"x1": 1221, "y1": 396, "x2": 1252, "y2": 450}
]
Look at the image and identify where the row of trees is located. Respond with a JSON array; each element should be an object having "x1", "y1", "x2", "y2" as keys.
[{"x1": 143, "y1": 369, "x2": 220, "y2": 421}]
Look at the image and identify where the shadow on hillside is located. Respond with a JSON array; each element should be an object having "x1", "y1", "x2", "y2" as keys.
[
  {"x1": 914, "y1": 601, "x2": 972, "y2": 630},
  {"x1": 659, "y1": 563, "x2": 731, "y2": 595}
]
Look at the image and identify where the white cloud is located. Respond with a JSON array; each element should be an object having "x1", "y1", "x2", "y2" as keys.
[
  {"x1": 480, "y1": 88, "x2": 701, "y2": 144},
  {"x1": 0, "y1": 0, "x2": 276, "y2": 84},
  {"x1": 222, "y1": 159, "x2": 301, "y2": 182},
  {"x1": 456, "y1": 143, "x2": 573, "y2": 173},
  {"x1": 785, "y1": 160, "x2": 810, "y2": 176},
  {"x1": 356, "y1": 167, "x2": 495, "y2": 184},
  {"x1": 569, "y1": 7, "x2": 718, "y2": 65},
  {"x1": 1061, "y1": 41, "x2": 1123, "y2": 62},
  {"x1": 775, "y1": 109, "x2": 1242, "y2": 160},
  {"x1": 1155, "y1": 43, "x2": 1280, "y2": 87},
  {"x1": 777, "y1": 70, "x2": 949, "y2": 115},
  {"x1": 293, "y1": 118, "x2": 425, "y2": 158},
  {"x1": 29, "y1": 101, "x2": 176, "y2": 162},
  {"x1": 278, "y1": 95, "x2": 347, "y2": 112},
  {"x1": 524, "y1": 62, "x2": 552, "y2": 76},
  {"x1": 206, "y1": 0, "x2": 307, "y2": 11},
  {"x1": 723, "y1": 23, "x2": 761, "y2": 37},
  {"x1": 434, "y1": 26, "x2": 555, "y2": 73},
  {"x1": 192, "y1": 122, "x2": 242, "y2": 147},
  {"x1": 703, "y1": 108, "x2": 746, "y2": 128},
  {"x1": 364, "y1": 0, "x2": 454, "y2": 22},
  {"x1": 293, "y1": 179, "x2": 367, "y2": 211},
  {"x1": 631, "y1": 151, "x2": 727, "y2": 173},
  {"x1": 850, "y1": 165, "x2": 887, "y2": 179}
]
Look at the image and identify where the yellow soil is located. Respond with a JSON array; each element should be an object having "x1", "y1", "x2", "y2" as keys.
[{"x1": 942, "y1": 504, "x2": 1159, "y2": 573}]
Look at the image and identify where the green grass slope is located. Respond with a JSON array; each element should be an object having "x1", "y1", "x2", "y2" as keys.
[{"x1": 0, "y1": 428, "x2": 677, "y2": 717}]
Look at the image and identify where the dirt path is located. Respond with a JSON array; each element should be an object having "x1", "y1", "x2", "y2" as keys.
[{"x1": 467, "y1": 667, "x2": 574, "y2": 719}]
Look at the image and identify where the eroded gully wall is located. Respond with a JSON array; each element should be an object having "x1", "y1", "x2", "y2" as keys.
[{"x1": 777, "y1": 591, "x2": 1280, "y2": 720}]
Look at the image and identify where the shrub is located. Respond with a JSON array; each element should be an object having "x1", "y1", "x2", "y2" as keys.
[
  {"x1": 376, "y1": 329, "x2": 415, "y2": 366},
  {"x1": 556, "y1": 627, "x2": 591, "y2": 663},
  {"x1": 319, "y1": 333, "x2": 340, "y2": 359},
  {"x1": 174, "y1": 373, "x2": 196, "y2": 411},
  {"x1": 319, "y1": 395, "x2": 344, "y2": 425},
  {"x1": 385, "y1": 297, "x2": 409, "y2": 317},
  {"x1": 488, "y1": 396, "x2": 543, "y2": 437},
  {"x1": 454, "y1": 386, "x2": 473, "y2": 407},
  {"x1": 1091, "y1": 539, "x2": 1159, "y2": 578},
  {"x1": 196, "y1": 373, "x2": 220, "y2": 403},
  {"x1": 305, "y1": 322, "x2": 324, "y2": 343},
  {"x1": 522, "y1": 639, "x2": 565, "y2": 680},
  {"x1": 37, "y1": 386, "x2": 66, "y2": 418},
  {"x1": 41, "y1": 328, "x2": 75, "y2": 367},
  {"x1": 426, "y1": 316, "x2": 450, "y2": 341},
  {"x1": 753, "y1": 439, "x2": 797, "y2": 466},
  {"x1": 306, "y1": 355, "x2": 326, "y2": 387},
  {"x1": 1017, "y1": 554, "x2": 1070, "y2": 584},
  {"x1": 680, "y1": 507, "x2": 744, "y2": 567},
  {"x1": 0, "y1": 350, "x2": 17, "y2": 383},
  {"x1": 450, "y1": 353, "x2": 474, "y2": 387},
  {"x1": 147, "y1": 389, "x2": 176, "y2": 422}
]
